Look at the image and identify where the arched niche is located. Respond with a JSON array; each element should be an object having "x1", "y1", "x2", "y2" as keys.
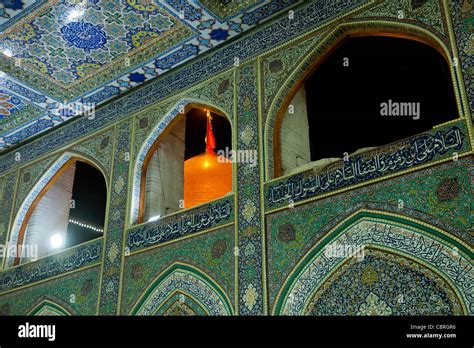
[
  {"x1": 130, "y1": 262, "x2": 234, "y2": 316},
  {"x1": 6, "y1": 153, "x2": 108, "y2": 268},
  {"x1": 131, "y1": 100, "x2": 233, "y2": 225},
  {"x1": 265, "y1": 21, "x2": 467, "y2": 179},
  {"x1": 273, "y1": 211, "x2": 472, "y2": 315},
  {"x1": 28, "y1": 299, "x2": 71, "y2": 316},
  {"x1": 154, "y1": 291, "x2": 210, "y2": 316}
]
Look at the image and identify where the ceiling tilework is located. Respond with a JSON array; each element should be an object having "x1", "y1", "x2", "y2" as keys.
[
  {"x1": 0, "y1": 0, "x2": 46, "y2": 31},
  {"x1": 0, "y1": 88, "x2": 46, "y2": 148},
  {"x1": 0, "y1": 0, "x2": 195, "y2": 96},
  {"x1": 199, "y1": 0, "x2": 262, "y2": 20},
  {"x1": 0, "y1": 0, "x2": 299, "y2": 150}
]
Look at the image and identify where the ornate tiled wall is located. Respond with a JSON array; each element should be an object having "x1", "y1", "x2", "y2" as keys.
[
  {"x1": 121, "y1": 225, "x2": 235, "y2": 315},
  {"x1": 0, "y1": 266, "x2": 101, "y2": 315},
  {"x1": 266, "y1": 158, "x2": 473, "y2": 314},
  {"x1": 0, "y1": 0, "x2": 472, "y2": 316}
]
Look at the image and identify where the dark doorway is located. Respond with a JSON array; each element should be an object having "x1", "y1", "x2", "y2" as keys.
[
  {"x1": 66, "y1": 161, "x2": 107, "y2": 247},
  {"x1": 304, "y1": 36, "x2": 458, "y2": 160}
]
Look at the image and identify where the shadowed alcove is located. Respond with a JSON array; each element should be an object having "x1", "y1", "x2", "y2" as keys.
[
  {"x1": 276, "y1": 35, "x2": 458, "y2": 177},
  {"x1": 15, "y1": 158, "x2": 107, "y2": 265}
]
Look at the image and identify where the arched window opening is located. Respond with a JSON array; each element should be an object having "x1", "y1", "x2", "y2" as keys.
[
  {"x1": 277, "y1": 35, "x2": 458, "y2": 177},
  {"x1": 140, "y1": 106, "x2": 232, "y2": 223},
  {"x1": 15, "y1": 159, "x2": 106, "y2": 265}
]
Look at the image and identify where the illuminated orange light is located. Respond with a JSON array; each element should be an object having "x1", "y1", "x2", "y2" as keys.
[
  {"x1": 184, "y1": 109, "x2": 231, "y2": 208},
  {"x1": 184, "y1": 151, "x2": 232, "y2": 209}
]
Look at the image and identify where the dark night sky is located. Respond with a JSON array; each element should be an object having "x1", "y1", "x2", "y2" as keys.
[
  {"x1": 184, "y1": 108, "x2": 232, "y2": 160},
  {"x1": 305, "y1": 36, "x2": 458, "y2": 160},
  {"x1": 66, "y1": 161, "x2": 107, "y2": 247}
]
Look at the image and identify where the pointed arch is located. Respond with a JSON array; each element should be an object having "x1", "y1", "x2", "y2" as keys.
[
  {"x1": 130, "y1": 262, "x2": 234, "y2": 316},
  {"x1": 28, "y1": 299, "x2": 71, "y2": 316},
  {"x1": 131, "y1": 99, "x2": 233, "y2": 224},
  {"x1": 264, "y1": 20, "x2": 467, "y2": 179},
  {"x1": 154, "y1": 290, "x2": 209, "y2": 316},
  {"x1": 5, "y1": 152, "x2": 108, "y2": 268},
  {"x1": 273, "y1": 210, "x2": 473, "y2": 315}
]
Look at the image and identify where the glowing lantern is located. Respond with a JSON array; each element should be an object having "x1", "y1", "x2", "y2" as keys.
[{"x1": 184, "y1": 111, "x2": 232, "y2": 208}]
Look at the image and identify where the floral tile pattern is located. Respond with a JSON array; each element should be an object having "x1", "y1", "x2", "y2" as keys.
[{"x1": 0, "y1": 0, "x2": 301, "y2": 150}]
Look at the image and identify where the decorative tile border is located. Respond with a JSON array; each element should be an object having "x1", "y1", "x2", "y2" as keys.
[
  {"x1": 448, "y1": 1, "x2": 474, "y2": 119},
  {"x1": 265, "y1": 122, "x2": 469, "y2": 211},
  {"x1": 236, "y1": 62, "x2": 265, "y2": 315},
  {"x1": 121, "y1": 224, "x2": 235, "y2": 314},
  {"x1": 0, "y1": 238, "x2": 102, "y2": 293},
  {"x1": 126, "y1": 196, "x2": 234, "y2": 253},
  {"x1": 98, "y1": 119, "x2": 132, "y2": 315}
]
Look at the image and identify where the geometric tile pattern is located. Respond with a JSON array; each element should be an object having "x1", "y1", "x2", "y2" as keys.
[
  {"x1": 0, "y1": 0, "x2": 301, "y2": 150},
  {"x1": 122, "y1": 225, "x2": 235, "y2": 315},
  {"x1": 0, "y1": 1, "x2": 47, "y2": 31},
  {"x1": 131, "y1": 264, "x2": 233, "y2": 315}
]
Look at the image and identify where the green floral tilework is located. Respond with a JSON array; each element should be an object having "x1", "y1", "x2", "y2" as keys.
[
  {"x1": 121, "y1": 225, "x2": 235, "y2": 315},
  {"x1": 200, "y1": 0, "x2": 261, "y2": 20},
  {"x1": 0, "y1": 171, "x2": 17, "y2": 248},
  {"x1": 0, "y1": 266, "x2": 101, "y2": 315},
  {"x1": 70, "y1": 127, "x2": 115, "y2": 176},
  {"x1": 262, "y1": 31, "x2": 324, "y2": 116},
  {"x1": 355, "y1": 0, "x2": 446, "y2": 34},
  {"x1": 266, "y1": 158, "x2": 473, "y2": 307}
]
